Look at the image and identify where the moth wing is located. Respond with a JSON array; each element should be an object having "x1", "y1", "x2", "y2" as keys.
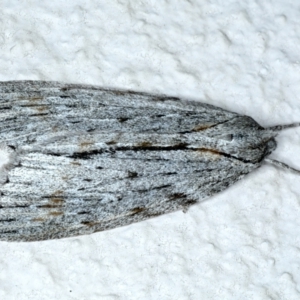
[{"x1": 0, "y1": 150, "x2": 257, "y2": 241}]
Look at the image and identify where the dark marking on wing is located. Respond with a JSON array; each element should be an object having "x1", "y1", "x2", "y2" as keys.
[
  {"x1": 128, "y1": 171, "x2": 138, "y2": 178},
  {"x1": 118, "y1": 118, "x2": 130, "y2": 123},
  {"x1": 168, "y1": 193, "x2": 187, "y2": 201},
  {"x1": 81, "y1": 221, "x2": 99, "y2": 226},
  {"x1": 153, "y1": 96, "x2": 181, "y2": 102},
  {"x1": 0, "y1": 218, "x2": 16, "y2": 223},
  {"x1": 130, "y1": 207, "x2": 145, "y2": 215},
  {"x1": 106, "y1": 140, "x2": 117, "y2": 145},
  {"x1": 48, "y1": 211, "x2": 64, "y2": 216}
]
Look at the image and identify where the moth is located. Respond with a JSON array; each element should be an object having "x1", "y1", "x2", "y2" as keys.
[{"x1": 0, "y1": 81, "x2": 298, "y2": 242}]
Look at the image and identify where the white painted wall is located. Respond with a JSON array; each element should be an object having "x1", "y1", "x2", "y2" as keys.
[{"x1": 0, "y1": 1, "x2": 300, "y2": 299}]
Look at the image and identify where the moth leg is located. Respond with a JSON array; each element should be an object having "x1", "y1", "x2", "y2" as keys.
[
  {"x1": 182, "y1": 206, "x2": 189, "y2": 213},
  {"x1": 181, "y1": 200, "x2": 197, "y2": 213}
]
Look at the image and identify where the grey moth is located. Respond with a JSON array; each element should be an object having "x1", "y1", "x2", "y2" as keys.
[{"x1": 0, "y1": 81, "x2": 297, "y2": 241}]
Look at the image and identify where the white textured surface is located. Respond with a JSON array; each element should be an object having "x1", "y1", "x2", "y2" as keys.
[{"x1": 1, "y1": 1, "x2": 300, "y2": 299}]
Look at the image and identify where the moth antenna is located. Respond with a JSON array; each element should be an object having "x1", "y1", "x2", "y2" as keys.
[
  {"x1": 265, "y1": 158, "x2": 300, "y2": 175},
  {"x1": 266, "y1": 122, "x2": 300, "y2": 132}
]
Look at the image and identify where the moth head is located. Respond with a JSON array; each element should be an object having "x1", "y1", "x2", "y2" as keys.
[
  {"x1": 216, "y1": 117, "x2": 300, "y2": 172},
  {"x1": 222, "y1": 130, "x2": 277, "y2": 148},
  {"x1": 209, "y1": 116, "x2": 279, "y2": 163}
]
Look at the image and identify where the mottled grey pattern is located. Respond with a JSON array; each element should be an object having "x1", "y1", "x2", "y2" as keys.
[{"x1": 0, "y1": 81, "x2": 278, "y2": 241}]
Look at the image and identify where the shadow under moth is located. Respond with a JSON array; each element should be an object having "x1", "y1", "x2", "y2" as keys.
[{"x1": 0, "y1": 81, "x2": 298, "y2": 242}]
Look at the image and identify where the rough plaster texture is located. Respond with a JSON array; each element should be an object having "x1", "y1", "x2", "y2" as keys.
[{"x1": 0, "y1": 1, "x2": 300, "y2": 299}]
